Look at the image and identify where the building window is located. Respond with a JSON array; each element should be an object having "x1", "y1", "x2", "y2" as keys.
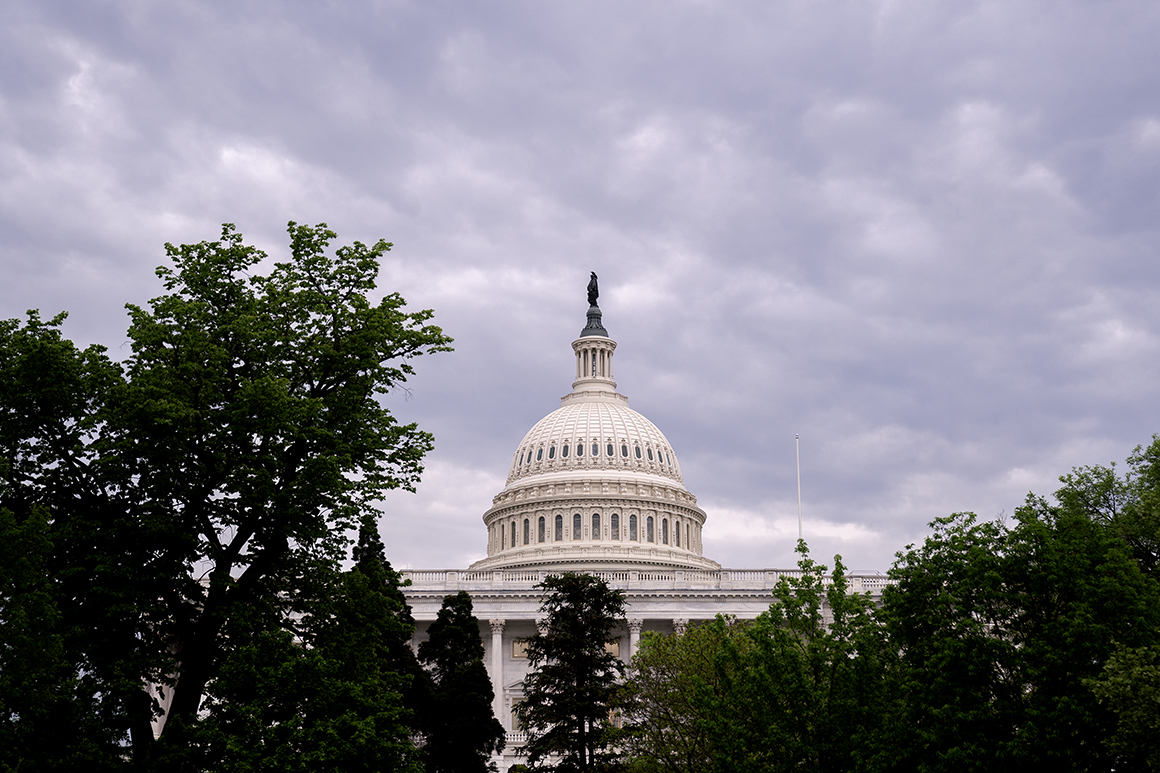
[
  {"x1": 647, "y1": 516, "x2": 654, "y2": 543},
  {"x1": 536, "y1": 448, "x2": 543, "y2": 461},
  {"x1": 629, "y1": 515, "x2": 637, "y2": 541},
  {"x1": 577, "y1": 443, "x2": 584, "y2": 456},
  {"x1": 524, "y1": 518, "x2": 530, "y2": 545},
  {"x1": 662, "y1": 518, "x2": 669, "y2": 545},
  {"x1": 686, "y1": 523, "x2": 690, "y2": 548},
  {"x1": 647, "y1": 448, "x2": 654, "y2": 461},
  {"x1": 674, "y1": 519, "x2": 680, "y2": 547},
  {"x1": 511, "y1": 521, "x2": 517, "y2": 549},
  {"x1": 548, "y1": 446, "x2": 555, "y2": 459},
  {"x1": 635, "y1": 446, "x2": 641, "y2": 459},
  {"x1": 621, "y1": 444, "x2": 629, "y2": 457},
  {"x1": 607, "y1": 443, "x2": 614, "y2": 457},
  {"x1": 573, "y1": 513, "x2": 581, "y2": 540},
  {"x1": 539, "y1": 516, "x2": 546, "y2": 543},
  {"x1": 519, "y1": 452, "x2": 524, "y2": 465},
  {"x1": 562, "y1": 444, "x2": 569, "y2": 458},
  {"x1": 611, "y1": 513, "x2": 619, "y2": 540},
  {"x1": 555, "y1": 514, "x2": 563, "y2": 541},
  {"x1": 605, "y1": 640, "x2": 621, "y2": 658},
  {"x1": 512, "y1": 640, "x2": 529, "y2": 658},
  {"x1": 592, "y1": 513, "x2": 601, "y2": 539}
]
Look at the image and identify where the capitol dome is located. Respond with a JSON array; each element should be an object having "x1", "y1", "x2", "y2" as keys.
[{"x1": 469, "y1": 296, "x2": 719, "y2": 572}]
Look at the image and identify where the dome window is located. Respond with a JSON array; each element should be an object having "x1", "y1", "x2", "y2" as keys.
[
  {"x1": 629, "y1": 514, "x2": 638, "y2": 541},
  {"x1": 611, "y1": 513, "x2": 620, "y2": 540},
  {"x1": 555, "y1": 514, "x2": 563, "y2": 541},
  {"x1": 621, "y1": 444, "x2": 628, "y2": 457},
  {"x1": 548, "y1": 446, "x2": 556, "y2": 460},
  {"x1": 562, "y1": 444, "x2": 569, "y2": 458},
  {"x1": 536, "y1": 448, "x2": 543, "y2": 461},
  {"x1": 538, "y1": 516, "x2": 546, "y2": 543},
  {"x1": 635, "y1": 446, "x2": 641, "y2": 459},
  {"x1": 647, "y1": 516, "x2": 655, "y2": 543},
  {"x1": 573, "y1": 513, "x2": 581, "y2": 540},
  {"x1": 511, "y1": 521, "x2": 517, "y2": 550},
  {"x1": 606, "y1": 443, "x2": 614, "y2": 457},
  {"x1": 662, "y1": 518, "x2": 669, "y2": 545},
  {"x1": 674, "y1": 519, "x2": 680, "y2": 547},
  {"x1": 577, "y1": 443, "x2": 584, "y2": 457},
  {"x1": 523, "y1": 518, "x2": 530, "y2": 545},
  {"x1": 647, "y1": 448, "x2": 654, "y2": 461},
  {"x1": 666, "y1": 452, "x2": 671, "y2": 465},
  {"x1": 592, "y1": 513, "x2": 601, "y2": 540}
]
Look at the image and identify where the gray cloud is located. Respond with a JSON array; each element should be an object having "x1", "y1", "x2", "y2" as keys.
[{"x1": 2, "y1": 0, "x2": 1159, "y2": 572}]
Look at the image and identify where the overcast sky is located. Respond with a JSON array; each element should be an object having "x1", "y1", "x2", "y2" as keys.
[{"x1": 3, "y1": 0, "x2": 1159, "y2": 572}]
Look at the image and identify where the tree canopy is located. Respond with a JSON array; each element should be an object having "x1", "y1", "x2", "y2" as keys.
[{"x1": 0, "y1": 222, "x2": 451, "y2": 770}]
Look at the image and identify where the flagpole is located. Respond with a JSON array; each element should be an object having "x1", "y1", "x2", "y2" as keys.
[{"x1": 796, "y1": 434, "x2": 802, "y2": 542}]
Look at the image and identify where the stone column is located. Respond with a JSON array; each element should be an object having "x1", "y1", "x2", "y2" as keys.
[
  {"x1": 628, "y1": 619, "x2": 643, "y2": 660},
  {"x1": 673, "y1": 618, "x2": 689, "y2": 636},
  {"x1": 489, "y1": 619, "x2": 505, "y2": 728}
]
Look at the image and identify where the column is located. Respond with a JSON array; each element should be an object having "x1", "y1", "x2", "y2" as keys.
[
  {"x1": 489, "y1": 619, "x2": 505, "y2": 728},
  {"x1": 673, "y1": 618, "x2": 689, "y2": 636},
  {"x1": 628, "y1": 619, "x2": 643, "y2": 660}
]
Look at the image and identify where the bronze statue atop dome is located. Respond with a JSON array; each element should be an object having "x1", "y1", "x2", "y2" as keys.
[{"x1": 587, "y1": 271, "x2": 599, "y2": 307}]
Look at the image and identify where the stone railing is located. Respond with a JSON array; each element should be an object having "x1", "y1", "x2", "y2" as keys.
[{"x1": 400, "y1": 568, "x2": 891, "y2": 595}]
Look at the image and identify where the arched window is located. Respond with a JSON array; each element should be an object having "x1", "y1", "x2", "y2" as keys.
[
  {"x1": 538, "y1": 516, "x2": 546, "y2": 543},
  {"x1": 674, "y1": 519, "x2": 680, "y2": 547},
  {"x1": 573, "y1": 513, "x2": 581, "y2": 540},
  {"x1": 523, "y1": 518, "x2": 530, "y2": 545},
  {"x1": 611, "y1": 513, "x2": 620, "y2": 540},
  {"x1": 621, "y1": 444, "x2": 629, "y2": 457},
  {"x1": 662, "y1": 518, "x2": 669, "y2": 545},
  {"x1": 607, "y1": 443, "x2": 614, "y2": 457},
  {"x1": 501, "y1": 525, "x2": 506, "y2": 549},
  {"x1": 629, "y1": 515, "x2": 638, "y2": 541},
  {"x1": 592, "y1": 513, "x2": 601, "y2": 539},
  {"x1": 536, "y1": 448, "x2": 543, "y2": 461},
  {"x1": 647, "y1": 516, "x2": 654, "y2": 543},
  {"x1": 555, "y1": 514, "x2": 563, "y2": 541},
  {"x1": 562, "y1": 444, "x2": 569, "y2": 458},
  {"x1": 686, "y1": 523, "x2": 690, "y2": 549},
  {"x1": 511, "y1": 521, "x2": 517, "y2": 549},
  {"x1": 548, "y1": 446, "x2": 555, "y2": 459},
  {"x1": 635, "y1": 446, "x2": 641, "y2": 459},
  {"x1": 577, "y1": 443, "x2": 583, "y2": 457}
]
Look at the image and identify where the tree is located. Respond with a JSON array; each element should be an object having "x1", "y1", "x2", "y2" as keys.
[
  {"x1": 0, "y1": 222, "x2": 451, "y2": 768},
  {"x1": 1088, "y1": 644, "x2": 1160, "y2": 770},
  {"x1": 517, "y1": 573, "x2": 628, "y2": 772},
  {"x1": 875, "y1": 508, "x2": 1160, "y2": 773},
  {"x1": 615, "y1": 616, "x2": 751, "y2": 773},
  {"x1": 418, "y1": 590, "x2": 506, "y2": 773},
  {"x1": 191, "y1": 515, "x2": 423, "y2": 772}
]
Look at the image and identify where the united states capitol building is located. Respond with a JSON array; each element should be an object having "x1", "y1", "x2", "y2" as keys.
[{"x1": 400, "y1": 283, "x2": 886, "y2": 770}]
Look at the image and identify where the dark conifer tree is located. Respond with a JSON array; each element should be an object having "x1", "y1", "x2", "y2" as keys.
[
  {"x1": 418, "y1": 590, "x2": 506, "y2": 772},
  {"x1": 517, "y1": 573, "x2": 627, "y2": 772}
]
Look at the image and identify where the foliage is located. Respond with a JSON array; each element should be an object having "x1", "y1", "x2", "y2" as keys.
[
  {"x1": 617, "y1": 542, "x2": 886, "y2": 773},
  {"x1": 0, "y1": 222, "x2": 450, "y2": 768},
  {"x1": 876, "y1": 506, "x2": 1160, "y2": 773},
  {"x1": 418, "y1": 590, "x2": 506, "y2": 773},
  {"x1": 517, "y1": 573, "x2": 628, "y2": 772},
  {"x1": 615, "y1": 616, "x2": 751, "y2": 773},
  {"x1": 1088, "y1": 644, "x2": 1160, "y2": 770}
]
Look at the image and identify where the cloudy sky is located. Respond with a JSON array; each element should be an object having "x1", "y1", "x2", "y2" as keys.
[{"x1": 3, "y1": 0, "x2": 1159, "y2": 572}]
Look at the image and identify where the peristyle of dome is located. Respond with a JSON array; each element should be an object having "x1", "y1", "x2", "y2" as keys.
[{"x1": 469, "y1": 300, "x2": 719, "y2": 572}]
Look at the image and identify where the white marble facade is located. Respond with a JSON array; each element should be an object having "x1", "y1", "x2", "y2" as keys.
[{"x1": 401, "y1": 302, "x2": 885, "y2": 771}]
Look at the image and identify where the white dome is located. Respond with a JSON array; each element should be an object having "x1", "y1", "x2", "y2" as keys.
[
  {"x1": 506, "y1": 400, "x2": 683, "y2": 487},
  {"x1": 470, "y1": 305, "x2": 718, "y2": 573}
]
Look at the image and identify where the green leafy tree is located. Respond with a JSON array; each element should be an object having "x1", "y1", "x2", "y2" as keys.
[
  {"x1": 0, "y1": 222, "x2": 451, "y2": 768},
  {"x1": 192, "y1": 515, "x2": 422, "y2": 772},
  {"x1": 615, "y1": 616, "x2": 752, "y2": 773},
  {"x1": 1088, "y1": 644, "x2": 1160, "y2": 770},
  {"x1": 418, "y1": 590, "x2": 506, "y2": 773},
  {"x1": 876, "y1": 508, "x2": 1160, "y2": 773},
  {"x1": 517, "y1": 573, "x2": 628, "y2": 772}
]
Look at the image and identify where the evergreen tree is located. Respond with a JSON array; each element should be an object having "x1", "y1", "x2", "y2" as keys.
[
  {"x1": 517, "y1": 573, "x2": 627, "y2": 772},
  {"x1": 418, "y1": 590, "x2": 506, "y2": 773}
]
